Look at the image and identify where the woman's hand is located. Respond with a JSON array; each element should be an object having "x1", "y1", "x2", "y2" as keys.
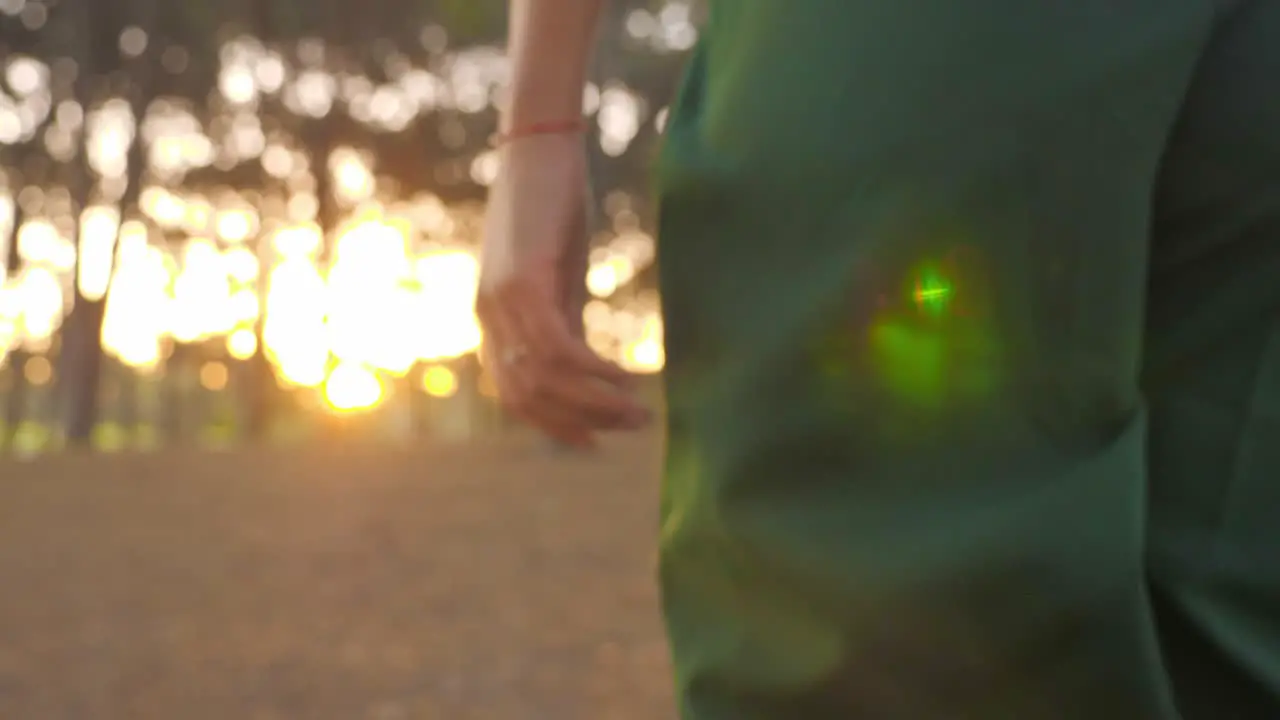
[{"x1": 476, "y1": 133, "x2": 651, "y2": 447}]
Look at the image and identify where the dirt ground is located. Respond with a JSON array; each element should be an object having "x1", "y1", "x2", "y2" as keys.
[{"x1": 0, "y1": 434, "x2": 674, "y2": 720}]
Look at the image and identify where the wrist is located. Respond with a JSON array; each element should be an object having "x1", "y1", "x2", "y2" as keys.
[{"x1": 493, "y1": 118, "x2": 589, "y2": 147}]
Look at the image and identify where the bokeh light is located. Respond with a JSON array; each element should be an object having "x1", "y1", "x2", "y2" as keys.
[{"x1": 0, "y1": 4, "x2": 693, "y2": 444}]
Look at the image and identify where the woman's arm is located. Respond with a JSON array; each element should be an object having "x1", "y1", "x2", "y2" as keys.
[
  {"x1": 503, "y1": 0, "x2": 605, "y2": 131},
  {"x1": 477, "y1": 0, "x2": 647, "y2": 448}
]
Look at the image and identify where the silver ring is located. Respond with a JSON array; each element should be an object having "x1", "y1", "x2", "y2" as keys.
[{"x1": 500, "y1": 345, "x2": 529, "y2": 366}]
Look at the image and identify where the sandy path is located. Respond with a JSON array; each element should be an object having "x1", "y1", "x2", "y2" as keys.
[{"x1": 0, "y1": 434, "x2": 674, "y2": 719}]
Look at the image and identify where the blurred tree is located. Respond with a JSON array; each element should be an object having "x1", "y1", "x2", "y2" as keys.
[
  {"x1": 1, "y1": 0, "x2": 695, "y2": 447},
  {"x1": 0, "y1": 26, "x2": 36, "y2": 449},
  {"x1": 61, "y1": 0, "x2": 162, "y2": 446}
]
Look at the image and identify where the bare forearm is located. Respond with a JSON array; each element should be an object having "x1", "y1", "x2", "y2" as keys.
[{"x1": 504, "y1": 0, "x2": 605, "y2": 130}]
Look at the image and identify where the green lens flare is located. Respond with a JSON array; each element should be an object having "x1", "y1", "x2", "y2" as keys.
[{"x1": 913, "y1": 270, "x2": 953, "y2": 317}]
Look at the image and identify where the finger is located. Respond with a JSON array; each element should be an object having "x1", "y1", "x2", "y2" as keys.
[
  {"x1": 498, "y1": 375, "x2": 595, "y2": 446},
  {"x1": 525, "y1": 405, "x2": 643, "y2": 449},
  {"x1": 483, "y1": 279, "x2": 648, "y2": 436},
  {"x1": 480, "y1": 280, "x2": 545, "y2": 371},
  {"x1": 476, "y1": 288, "x2": 534, "y2": 402},
  {"x1": 525, "y1": 404, "x2": 595, "y2": 447},
  {"x1": 484, "y1": 329, "x2": 597, "y2": 443},
  {"x1": 501, "y1": 355, "x2": 649, "y2": 434},
  {"x1": 526, "y1": 367, "x2": 651, "y2": 428},
  {"x1": 498, "y1": 352, "x2": 652, "y2": 441},
  {"x1": 520, "y1": 382, "x2": 653, "y2": 446},
  {"x1": 503, "y1": 280, "x2": 634, "y2": 384}
]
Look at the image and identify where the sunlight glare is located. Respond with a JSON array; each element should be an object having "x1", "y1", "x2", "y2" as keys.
[{"x1": 324, "y1": 362, "x2": 383, "y2": 413}]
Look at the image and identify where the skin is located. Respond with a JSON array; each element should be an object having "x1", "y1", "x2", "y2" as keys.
[{"x1": 477, "y1": 0, "x2": 650, "y2": 447}]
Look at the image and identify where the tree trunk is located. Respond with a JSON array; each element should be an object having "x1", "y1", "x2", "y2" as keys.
[
  {"x1": 3, "y1": 198, "x2": 26, "y2": 451},
  {"x1": 58, "y1": 0, "x2": 104, "y2": 446},
  {"x1": 64, "y1": 0, "x2": 156, "y2": 446}
]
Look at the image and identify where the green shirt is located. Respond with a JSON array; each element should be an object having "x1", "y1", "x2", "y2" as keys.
[{"x1": 653, "y1": 2, "x2": 1280, "y2": 717}]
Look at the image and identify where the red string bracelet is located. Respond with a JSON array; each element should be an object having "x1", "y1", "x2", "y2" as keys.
[{"x1": 491, "y1": 119, "x2": 588, "y2": 147}]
